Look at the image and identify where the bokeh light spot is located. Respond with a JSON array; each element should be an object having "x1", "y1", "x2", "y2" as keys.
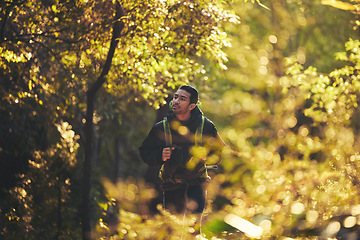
[
  {"x1": 325, "y1": 221, "x2": 341, "y2": 236},
  {"x1": 306, "y1": 210, "x2": 319, "y2": 224},
  {"x1": 291, "y1": 202, "x2": 304, "y2": 215},
  {"x1": 269, "y1": 35, "x2": 277, "y2": 44},
  {"x1": 344, "y1": 216, "x2": 356, "y2": 228}
]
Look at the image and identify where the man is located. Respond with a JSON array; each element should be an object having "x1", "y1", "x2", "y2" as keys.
[{"x1": 139, "y1": 85, "x2": 223, "y2": 214}]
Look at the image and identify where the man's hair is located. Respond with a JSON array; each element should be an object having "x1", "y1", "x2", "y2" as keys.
[{"x1": 179, "y1": 85, "x2": 198, "y2": 104}]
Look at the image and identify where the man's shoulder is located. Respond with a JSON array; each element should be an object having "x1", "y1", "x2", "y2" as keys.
[
  {"x1": 203, "y1": 116, "x2": 215, "y2": 127},
  {"x1": 202, "y1": 116, "x2": 217, "y2": 134}
]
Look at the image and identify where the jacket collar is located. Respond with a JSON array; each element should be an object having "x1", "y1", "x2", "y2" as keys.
[{"x1": 167, "y1": 106, "x2": 203, "y2": 131}]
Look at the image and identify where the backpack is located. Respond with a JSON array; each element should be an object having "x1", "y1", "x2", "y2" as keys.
[{"x1": 159, "y1": 116, "x2": 208, "y2": 186}]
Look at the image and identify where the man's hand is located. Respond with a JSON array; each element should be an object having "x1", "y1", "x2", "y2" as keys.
[{"x1": 162, "y1": 147, "x2": 175, "y2": 162}]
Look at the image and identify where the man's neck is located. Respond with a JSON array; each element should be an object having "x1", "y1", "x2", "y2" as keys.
[{"x1": 175, "y1": 113, "x2": 191, "y2": 122}]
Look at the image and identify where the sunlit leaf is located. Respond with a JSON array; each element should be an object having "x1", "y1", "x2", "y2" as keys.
[{"x1": 321, "y1": 0, "x2": 357, "y2": 11}]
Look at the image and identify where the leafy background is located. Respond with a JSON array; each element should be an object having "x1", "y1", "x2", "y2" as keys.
[{"x1": 1, "y1": 0, "x2": 360, "y2": 239}]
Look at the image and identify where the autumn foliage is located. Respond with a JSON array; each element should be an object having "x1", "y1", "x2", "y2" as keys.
[{"x1": 1, "y1": 0, "x2": 360, "y2": 239}]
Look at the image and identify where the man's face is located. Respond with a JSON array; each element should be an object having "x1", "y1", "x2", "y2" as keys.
[{"x1": 172, "y1": 89, "x2": 195, "y2": 115}]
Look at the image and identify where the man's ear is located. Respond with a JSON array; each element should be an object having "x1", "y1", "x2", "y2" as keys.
[{"x1": 189, "y1": 103, "x2": 196, "y2": 110}]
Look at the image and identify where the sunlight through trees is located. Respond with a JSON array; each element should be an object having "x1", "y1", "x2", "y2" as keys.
[{"x1": 1, "y1": 0, "x2": 360, "y2": 239}]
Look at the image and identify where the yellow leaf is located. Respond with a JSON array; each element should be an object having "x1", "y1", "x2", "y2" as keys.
[
  {"x1": 51, "y1": 5, "x2": 58, "y2": 13},
  {"x1": 98, "y1": 202, "x2": 108, "y2": 211},
  {"x1": 321, "y1": 0, "x2": 357, "y2": 11}
]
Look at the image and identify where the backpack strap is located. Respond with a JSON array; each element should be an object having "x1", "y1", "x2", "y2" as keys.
[
  {"x1": 163, "y1": 116, "x2": 205, "y2": 146},
  {"x1": 162, "y1": 117, "x2": 172, "y2": 146},
  {"x1": 195, "y1": 116, "x2": 205, "y2": 146}
]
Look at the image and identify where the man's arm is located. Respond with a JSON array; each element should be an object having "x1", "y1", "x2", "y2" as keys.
[{"x1": 139, "y1": 124, "x2": 165, "y2": 167}]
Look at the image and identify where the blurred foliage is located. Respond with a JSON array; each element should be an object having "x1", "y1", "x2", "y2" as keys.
[
  {"x1": 2, "y1": 0, "x2": 360, "y2": 239},
  {"x1": 1, "y1": 0, "x2": 237, "y2": 239},
  {"x1": 193, "y1": 0, "x2": 360, "y2": 239},
  {"x1": 0, "y1": 121, "x2": 82, "y2": 239}
]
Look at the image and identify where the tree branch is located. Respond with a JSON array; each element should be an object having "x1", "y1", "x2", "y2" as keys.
[{"x1": 82, "y1": 1, "x2": 125, "y2": 240}]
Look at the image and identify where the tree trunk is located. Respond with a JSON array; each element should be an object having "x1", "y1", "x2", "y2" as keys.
[
  {"x1": 114, "y1": 136, "x2": 121, "y2": 182},
  {"x1": 82, "y1": 2, "x2": 125, "y2": 240},
  {"x1": 57, "y1": 177, "x2": 62, "y2": 240}
]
